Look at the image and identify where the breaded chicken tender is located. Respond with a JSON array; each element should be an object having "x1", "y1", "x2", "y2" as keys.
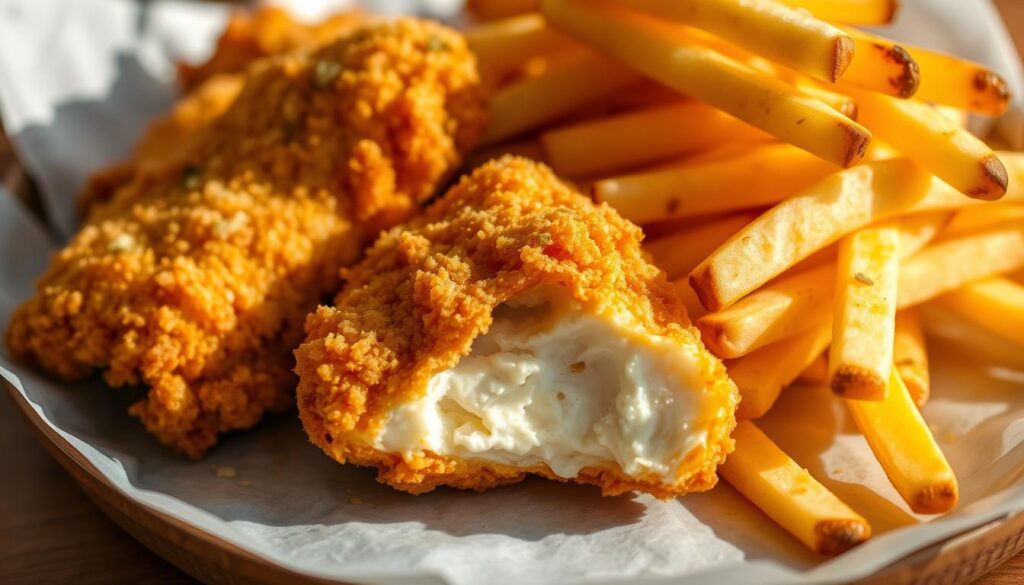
[
  {"x1": 178, "y1": 6, "x2": 365, "y2": 91},
  {"x1": 6, "y1": 19, "x2": 486, "y2": 457},
  {"x1": 295, "y1": 157, "x2": 738, "y2": 497}
]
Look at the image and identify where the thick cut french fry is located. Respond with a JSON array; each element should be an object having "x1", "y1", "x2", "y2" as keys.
[
  {"x1": 720, "y1": 420, "x2": 871, "y2": 556},
  {"x1": 933, "y1": 277, "x2": 1024, "y2": 347},
  {"x1": 465, "y1": 13, "x2": 577, "y2": 77},
  {"x1": 829, "y1": 224, "x2": 901, "y2": 400},
  {"x1": 623, "y1": 0, "x2": 854, "y2": 83},
  {"x1": 851, "y1": 88, "x2": 1008, "y2": 200},
  {"x1": 846, "y1": 371, "x2": 958, "y2": 514},
  {"x1": 699, "y1": 263, "x2": 834, "y2": 359},
  {"x1": 776, "y1": 0, "x2": 899, "y2": 25},
  {"x1": 943, "y1": 205, "x2": 1024, "y2": 238},
  {"x1": 894, "y1": 308, "x2": 930, "y2": 408},
  {"x1": 540, "y1": 101, "x2": 769, "y2": 177},
  {"x1": 841, "y1": 34, "x2": 919, "y2": 98},
  {"x1": 466, "y1": 0, "x2": 538, "y2": 21},
  {"x1": 843, "y1": 27, "x2": 1011, "y2": 116},
  {"x1": 898, "y1": 222, "x2": 1024, "y2": 308},
  {"x1": 540, "y1": 0, "x2": 872, "y2": 168},
  {"x1": 644, "y1": 213, "x2": 757, "y2": 280},
  {"x1": 481, "y1": 50, "x2": 637, "y2": 145},
  {"x1": 727, "y1": 324, "x2": 832, "y2": 420},
  {"x1": 696, "y1": 212, "x2": 946, "y2": 358},
  {"x1": 794, "y1": 81, "x2": 858, "y2": 120},
  {"x1": 797, "y1": 352, "x2": 830, "y2": 385},
  {"x1": 690, "y1": 154, "x2": 1024, "y2": 311},
  {"x1": 595, "y1": 143, "x2": 839, "y2": 224}
]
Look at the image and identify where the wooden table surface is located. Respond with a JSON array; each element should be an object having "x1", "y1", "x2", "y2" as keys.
[{"x1": 2, "y1": 2, "x2": 1023, "y2": 584}]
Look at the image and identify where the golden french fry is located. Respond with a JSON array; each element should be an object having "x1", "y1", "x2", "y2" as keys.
[
  {"x1": 540, "y1": 0, "x2": 872, "y2": 168},
  {"x1": 943, "y1": 205, "x2": 1024, "y2": 238},
  {"x1": 696, "y1": 212, "x2": 946, "y2": 359},
  {"x1": 840, "y1": 33, "x2": 919, "y2": 98},
  {"x1": 690, "y1": 154, "x2": 1024, "y2": 311},
  {"x1": 899, "y1": 222, "x2": 1024, "y2": 308},
  {"x1": 466, "y1": 13, "x2": 577, "y2": 77},
  {"x1": 466, "y1": 0, "x2": 538, "y2": 21},
  {"x1": 644, "y1": 213, "x2": 757, "y2": 279},
  {"x1": 699, "y1": 263, "x2": 834, "y2": 359},
  {"x1": 794, "y1": 80, "x2": 858, "y2": 120},
  {"x1": 935, "y1": 105, "x2": 970, "y2": 129},
  {"x1": 933, "y1": 277, "x2": 1024, "y2": 347},
  {"x1": 894, "y1": 308, "x2": 930, "y2": 408},
  {"x1": 850, "y1": 88, "x2": 1007, "y2": 200},
  {"x1": 776, "y1": 0, "x2": 899, "y2": 25},
  {"x1": 481, "y1": 50, "x2": 637, "y2": 145},
  {"x1": 843, "y1": 27, "x2": 1011, "y2": 116},
  {"x1": 829, "y1": 224, "x2": 901, "y2": 400},
  {"x1": 797, "y1": 352, "x2": 830, "y2": 385},
  {"x1": 720, "y1": 420, "x2": 871, "y2": 556},
  {"x1": 623, "y1": 0, "x2": 854, "y2": 83},
  {"x1": 727, "y1": 324, "x2": 832, "y2": 420},
  {"x1": 846, "y1": 370, "x2": 958, "y2": 514},
  {"x1": 594, "y1": 143, "x2": 839, "y2": 224},
  {"x1": 540, "y1": 101, "x2": 769, "y2": 177}
]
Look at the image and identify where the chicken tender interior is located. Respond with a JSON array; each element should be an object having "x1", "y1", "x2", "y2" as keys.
[{"x1": 376, "y1": 289, "x2": 713, "y2": 483}]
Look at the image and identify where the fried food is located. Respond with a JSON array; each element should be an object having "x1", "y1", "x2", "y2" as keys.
[
  {"x1": 294, "y1": 157, "x2": 738, "y2": 497},
  {"x1": 6, "y1": 20, "x2": 486, "y2": 457},
  {"x1": 177, "y1": 6, "x2": 365, "y2": 91}
]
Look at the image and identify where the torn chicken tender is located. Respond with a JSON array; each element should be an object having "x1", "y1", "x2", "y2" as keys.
[
  {"x1": 6, "y1": 19, "x2": 487, "y2": 458},
  {"x1": 295, "y1": 157, "x2": 738, "y2": 497}
]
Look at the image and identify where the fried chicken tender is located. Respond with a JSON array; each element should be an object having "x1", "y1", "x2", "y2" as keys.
[
  {"x1": 178, "y1": 6, "x2": 365, "y2": 91},
  {"x1": 295, "y1": 156, "x2": 738, "y2": 497},
  {"x1": 6, "y1": 19, "x2": 487, "y2": 457}
]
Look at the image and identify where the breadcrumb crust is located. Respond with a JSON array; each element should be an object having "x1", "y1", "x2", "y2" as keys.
[
  {"x1": 295, "y1": 157, "x2": 738, "y2": 497},
  {"x1": 6, "y1": 19, "x2": 486, "y2": 457}
]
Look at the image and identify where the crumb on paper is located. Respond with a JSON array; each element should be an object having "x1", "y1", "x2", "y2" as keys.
[
  {"x1": 215, "y1": 466, "x2": 238, "y2": 479},
  {"x1": 350, "y1": 496, "x2": 364, "y2": 505}
]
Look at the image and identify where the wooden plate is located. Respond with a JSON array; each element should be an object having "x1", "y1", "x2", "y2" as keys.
[{"x1": 6, "y1": 379, "x2": 1024, "y2": 585}]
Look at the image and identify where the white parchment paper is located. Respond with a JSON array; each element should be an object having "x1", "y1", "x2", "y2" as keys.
[{"x1": 1, "y1": 1, "x2": 1023, "y2": 583}]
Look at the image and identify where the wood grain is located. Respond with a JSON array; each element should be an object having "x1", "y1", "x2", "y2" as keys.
[{"x1": 1, "y1": 2, "x2": 1023, "y2": 584}]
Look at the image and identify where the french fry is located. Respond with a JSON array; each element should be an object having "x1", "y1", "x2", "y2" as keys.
[
  {"x1": 828, "y1": 224, "x2": 901, "y2": 400},
  {"x1": 894, "y1": 308, "x2": 930, "y2": 408},
  {"x1": 898, "y1": 222, "x2": 1024, "y2": 308},
  {"x1": 794, "y1": 80, "x2": 859, "y2": 120},
  {"x1": 465, "y1": 13, "x2": 576, "y2": 77},
  {"x1": 481, "y1": 50, "x2": 638, "y2": 145},
  {"x1": 594, "y1": 143, "x2": 839, "y2": 224},
  {"x1": 850, "y1": 88, "x2": 1008, "y2": 200},
  {"x1": 690, "y1": 154, "x2": 1024, "y2": 311},
  {"x1": 935, "y1": 105, "x2": 970, "y2": 129},
  {"x1": 644, "y1": 213, "x2": 757, "y2": 279},
  {"x1": 719, "y1": 420, "x2": 871, "y2": 556},
  {"x1": 843, "y1": 27, "x2": 1011, "y2": 116},
  {"x1": 540, "y1": 101, "x2": 770, "y2": 177},
  {"x1": 623, "y1": 0, "x2": 854, "y2": 83},
  {"x1": 932, "y1": 277, "x2": 1024, "y2": 347},
  {"x1": 797, "y1": 352, "x2": 830, "y2": 385},
  {"x1": 540, "y1": 0, "x2": 872, "y2": 168},
  {"x1": 846, "y1": 371, "x2": 958, "y2": 514},
  {"x1": 943, "y1": 205, "x2": 1024, "y2": 238},
  {"x1": 727, "y1": 324, "x2": 832, "y2": 420},
  {"x1": 776, "y1": 0, "x2": 899, "y2": 25},
  {"x1": 700, "y1": 263, "x2": 834, "y2": 359},
  {"x1": 466, "y1": 0, "x2": 538, "y2": 21},
  {"x1": 841, "y1": 29, "x2": 920, "y2": 99},
  {"x1": 696, "y1": 212, "x2": 946, "y2": 359}
]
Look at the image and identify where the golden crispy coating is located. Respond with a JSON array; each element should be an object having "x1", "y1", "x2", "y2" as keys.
[
  {"x1": 178, "y1": 6, "x2": 366, "y2": 91},
  {"x1": 6, "y1": 19, "x2": 486, "y2": 457},
  {"x1": 295, "y1": 156, "x2": 738, "y2": 497}
]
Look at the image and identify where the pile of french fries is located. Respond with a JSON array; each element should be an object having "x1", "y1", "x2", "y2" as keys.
[{"x1": 463, "y1": 0, "x2": 1024, "y2": 556}]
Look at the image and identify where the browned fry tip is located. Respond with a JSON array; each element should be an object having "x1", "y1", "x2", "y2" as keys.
[
  {"x1": 815, "y1": 519, "x2": 871, "y2": 556},
  {"x1": 830, "y1": 366, "x2": 887, "y2": 399},
  {"x1": 832, "y1": 35, "x2": 856, "y2": 83},
  {"x1": 838, "y1": 122, "x2": 872, "y2": 168},
  {"x1": 913, "y1": 481, "x2": 959, "y2": 515},
  {"x1": 689, "y1": 268, "x2": 724, "y2": 313},
  {"x1": 884, "y1": 44, "x2": 920, "y2": 99},
  {"x1": 969, "y1": 155, "x2": 1009, "y2": 201},
  {"x1": 884, "y1": 0, "x2": 901, "y2": 25}
]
